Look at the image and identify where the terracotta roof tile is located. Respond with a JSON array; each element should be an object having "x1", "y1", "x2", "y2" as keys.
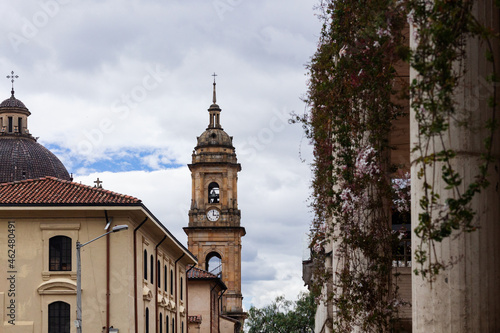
[
  {"x1": 187, "y1": 266, "x2": 218, "y2": 279},
  {"x1": 0, "y1": 176, "x2": 141, "y2": 205}
]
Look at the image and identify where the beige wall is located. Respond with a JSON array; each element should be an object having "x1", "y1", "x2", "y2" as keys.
[
  {"x1": 187, "y1": 281, "x2": 213, "y2": 333},
  {"x1": 0, "y1": 207, "x2": 195, "y2": 333}
]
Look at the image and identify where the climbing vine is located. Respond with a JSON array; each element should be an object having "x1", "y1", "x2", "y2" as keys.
[
  {"x1": 296, "y1": 0, "x2": 408, "y2": 331},
  {"x1": 298, "y1": 0, "x2": 498, "y2": 330}
]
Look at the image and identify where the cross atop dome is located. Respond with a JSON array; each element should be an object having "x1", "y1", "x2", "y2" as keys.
[{"x1": 6, "y1": 71, "x2": 19, "y2": 97}]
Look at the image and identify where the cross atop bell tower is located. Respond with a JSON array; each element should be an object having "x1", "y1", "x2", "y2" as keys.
[
  {"x1": 184, "y1": 76, "x2": 246, "y2": 325},
  {"x1": 208, "y1": 72, "x2": 222, "y2": 129}
]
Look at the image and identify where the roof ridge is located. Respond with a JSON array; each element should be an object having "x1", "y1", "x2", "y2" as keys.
[
  {"x1": 0, "y1": 176, "x2": 142, "y2": 204},
  {"x1": 48, "y1": 176, "x2": 141, "y2": 201},
  {"x1": 188, "y1": 266, "x2": 218, "y2": 279}
]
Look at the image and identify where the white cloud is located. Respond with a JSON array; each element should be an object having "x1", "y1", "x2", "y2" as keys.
[{"x1": 1, "y1": 0, "x2": 321, "y2": 312}]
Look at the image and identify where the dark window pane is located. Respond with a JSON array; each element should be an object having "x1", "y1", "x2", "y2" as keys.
[
  {"x1": 150, "y1": 255, "x2": 154, "y2": 283},
  {"x1": 170, "y1": 269, "x2": 174, "y2": 295},
  {"x1": 49, "y1": 236, "x2": 72, "y2": 271},
  {"x1": 164, "y1": 265, "x2": 167, "y2": 292},
  {"x1": 157, "y1": 260, "x2": 161, "y2": 288},
  {"x1": 48, "y1": 301, "x2": 70, "y2": 333}
]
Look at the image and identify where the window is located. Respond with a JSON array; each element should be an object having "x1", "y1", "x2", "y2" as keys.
[
  {"x1": 157, "y1": 260, "x2": 161, "y2": 288},
  {"x1": 182, "y1": 321, "x2": 184, "y2": 333},
  {"x1": 180, "y1": 277, "x2": 183, "y2": 301},
  {"x1": 160, "y1": 313, "x2": 163, "y2": 333},
  {"x1": 150, "y1": 255, "x2": 154, "y2": 283},
  {"x1": 206, "y1": 252, "x2": 222, "y2": 277},
  {"x1": 166, "y1": 315, "x2": 169, "y2": 333},
  {"x1": 208, "y1": 182, "x2": 219, "y2": 203},
  {"x1": 172, "y1": 318, "x2": 175, "y2": 333},
  {"x1": 8, "y1": 116, "x2": 12, "y2": 133},
  {"x1": 49, "y1": 236, "x2": 72, "y2": 271},
  {"x1": 144, "y1": 250, "x2": 148, "y2": 280},
  {"x1": 164, "y1": 265, "x2": 167, "y2": 292},
  {"x1": 48, "y1": 301, "x2": 70, "y2": 333},
  {"x1": 145, "y1": 307, "x2": 149, "y2": 333},
  {"x1": 170, "y1": 269, "x2": 174, "y2": 295},
  {"x1": 17, "y1": 117, "x2": 22, "y2": 133}
]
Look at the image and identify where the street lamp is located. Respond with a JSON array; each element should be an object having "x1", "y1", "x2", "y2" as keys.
[{"x1": 76, "y1": 224, "x2": 129, "y2": 333}]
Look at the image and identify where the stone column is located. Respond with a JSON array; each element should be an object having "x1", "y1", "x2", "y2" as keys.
[{"x1": 410, "y1": 1, "x2": 500, "y2": 332}]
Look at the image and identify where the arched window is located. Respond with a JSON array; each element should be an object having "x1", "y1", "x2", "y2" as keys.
[
  {"x1": 145, "y1": 307, "x2": 149, "y2": 333},
  {"x1": 157, "y1": 260, "x2": 161, "y2": 288},
  {"x1": 150, "y1": 255, "x2": 154, "y2": 283},
  {"x1": 172, "y1": 318, "x2": 175, "y2": 333},
  {"x1": 48, "y1": 301, "x2": 70, "y2": 333},
  {"x1": 206, "y1": 252, "x2": 222, "y2": 277},
  {"x1": 144, "y1": 250, "x2": 148, "y2": 280},
  {"x1": 166, "y1": 315, "x2": 169, "y2": 333},
  {"x1": 164, "y1": 265, "x2": 167, "y2": 292},
  {"x1": 49, "y1": 236, "x2": 72, "y2": 271},
  {"x1": 208, "y1": 182, "x2": 219, "y2": 203},
  {"x1": 182, "y1": 321, "x2": 184, "y2": 333},
  {"x1": 159, "y1": 313, "x2": 163, "y2": 333},
  {"x1": 180, "y1": 277, "x2": 183, "y2": 301},
  {"x1": 170, "y1": 269, "x2": 174, "y2": 295}
]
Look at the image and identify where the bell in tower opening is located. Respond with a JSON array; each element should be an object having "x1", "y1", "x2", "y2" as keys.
[
  {"x1": 184, "y1": 75, "x2": 246, "y2": 326},
  {"x1": 208, "y1": 182, "x2": 220, "y2": 203}
]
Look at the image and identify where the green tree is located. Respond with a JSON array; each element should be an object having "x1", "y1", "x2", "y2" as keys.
[{"x1": 245, "y1": 292, "x2": 316, "y2": 333}]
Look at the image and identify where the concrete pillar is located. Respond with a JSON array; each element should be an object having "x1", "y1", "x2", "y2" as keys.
[{"x1": 411, "y1": 1, "x2": 500, "y2": 332}]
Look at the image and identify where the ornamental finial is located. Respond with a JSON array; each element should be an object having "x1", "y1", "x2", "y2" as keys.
[
  {"x1": 6, "y1": 71, "x2": 19, "y2": 96},
  {"x1": 212, "y1": 72, "x2": 217, "y2": 104}
]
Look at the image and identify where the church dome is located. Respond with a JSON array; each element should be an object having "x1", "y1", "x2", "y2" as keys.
[
  {"x1": 0, "y1": 87, "x2": 71, "y2": 183},
  {"x1": 0, "y1": 137, "x2": 71, "y2": 183},
  {"x1": 197, "y1": 128, "x2": 233, "y2": 148},
  {"x1": 0, "y1": 95, "x2": 28, "y2": 109}
]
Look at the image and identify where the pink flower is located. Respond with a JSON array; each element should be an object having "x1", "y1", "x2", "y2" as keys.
[
  {"x1": 339, "y1": 45, "x2": 348, "y2": 58},
  {"x1": 392, "y1": 173, "x2": 411, "y2": 212},
  {"x1": 354, "y1": 146, "x2": 380, "y2": 178}
]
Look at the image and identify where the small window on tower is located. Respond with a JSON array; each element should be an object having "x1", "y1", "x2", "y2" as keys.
[
  {"x1": 208, "y1": 182, "x2": 219, "y2": 203},
  {"x1": 8, "y1": 116, "x2": 13, "y2": 133}
]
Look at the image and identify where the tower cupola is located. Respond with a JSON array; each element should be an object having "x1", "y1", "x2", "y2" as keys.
[
  {"x1": 208, "y1": 73, "x2": 222, "y2": 129},
  {"x1": 0, "y1": 72, "x2": 31, "y2": 136}
]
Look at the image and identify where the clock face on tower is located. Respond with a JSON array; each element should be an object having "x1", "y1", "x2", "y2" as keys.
[{"x1": 206, "y1": 209, "x2": 220, "y2": 222}]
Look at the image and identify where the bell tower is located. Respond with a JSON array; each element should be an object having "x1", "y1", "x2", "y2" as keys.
[{"x1": 184, "y1": 76, "x2": 246, "y2": 324}]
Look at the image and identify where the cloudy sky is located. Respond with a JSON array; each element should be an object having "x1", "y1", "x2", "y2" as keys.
[{"x1": 0, "y1": 0, "x2": 321, "y2": 309}]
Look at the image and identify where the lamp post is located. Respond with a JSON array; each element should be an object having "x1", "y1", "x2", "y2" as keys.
[{"x1": 76, "y1": 224, "x2": 129, "y2": 333}]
